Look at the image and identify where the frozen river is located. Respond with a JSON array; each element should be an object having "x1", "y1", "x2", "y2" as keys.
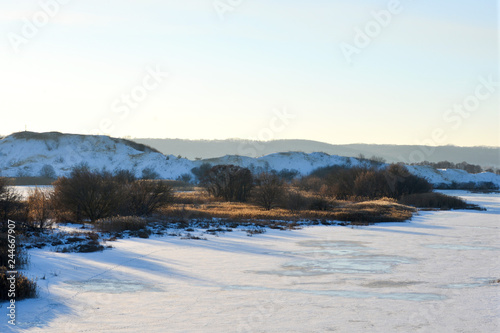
[{"x1": 2, "y1": 191, "x2": 499, "y2": 332}]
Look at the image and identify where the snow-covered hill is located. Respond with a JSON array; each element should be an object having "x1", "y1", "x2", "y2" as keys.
[
  {"x1": 0, "y1": 132, "x2": 195, "y2": 180},
  {"x1": 1, "y1": 132, "x2": 499, "y2": 187}
]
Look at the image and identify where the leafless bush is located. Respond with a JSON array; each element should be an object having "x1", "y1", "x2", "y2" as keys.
[
  {"x1": 124, "y1": 180, "x2": 173, "y2": 216},
  {"x1": 353, "y1": 170, "x2": 391, "y2": 199},
  {"x1": 306, "y1": 164, "x2": 433, "y2": 200},
  {"x1": 296, "y1": 176, "x2": 323, "y2": 193},
  {"x1": 52, "y1": 165, "x2": 122, "y2": 222},
  {"x1": 27, "y1": 187, "x2": 53, "y2": 231},
  {"x1": 52, "y1": 165, "x2": 172, "y2": 223},
  {"x1": 0, "y1": 270, "x2": 37, "y2": 301},
  {"x1": 141, "y1": 167, "x2": 159, "y2": 180},
  {"x1": 252, "y1": 172, "x2": 285, "y2": 210},
  {"x1": 0, "y1": 178, "x2": 22, "y2": 223},
  {"x1": 39, "y1": 164, "x2": 56, "y2": 179},
  {"x1": 308, "y1": 196, "x2": 330, "y2": 211},
  {"x1": 324, "y1": 167, "x2": 365, "y2": 199},
  {"x1": 201, "y1": 165, "x2": 253, "y2": 202},
  {"x1": 284, "y1": 189, "x2": 309, "y2": 212},
  {"x1": 399, "y1": 192, "x2": 480, "y2": 210}
]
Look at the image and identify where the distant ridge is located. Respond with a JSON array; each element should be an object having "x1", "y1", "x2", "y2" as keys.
[{"x1": 134, "y1": 138, "x2": 500, "y2": 168}]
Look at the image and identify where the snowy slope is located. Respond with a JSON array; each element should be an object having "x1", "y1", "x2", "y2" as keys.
[
  {"x1": 0, "y1": 132, "x2": 197, "y2": 180},
  {"x1": 0, "y1": 132, "x2": 499, "y2": 187},
  {"x1": 405, "y1": 165, "x2": 500, "y2": 187}
]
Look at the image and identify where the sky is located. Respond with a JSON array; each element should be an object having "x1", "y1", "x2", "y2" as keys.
[{"x1": 0, "y1": 0, "x2": 498, "y2": 147}]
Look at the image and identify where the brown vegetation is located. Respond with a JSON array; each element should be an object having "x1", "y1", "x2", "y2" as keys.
[
  {"x1": 252, "y1": 172, "x2": 285, "y2": 210},
  {"x1": 27, "y1": 187, "x2": 53, "y2": 230},
  {"x1": 95, "y1": 216, "x2": 147, "y2": 233},
  {"x1": 398, "y1": 192, "x2": 481, "y2": 210},
  {"x1": 0, "y1": 178, "x2": 22, "y2": 223},
  {"x1": 161, "y1": 190, "x2": 415, "y2": 224},
  {"x1": 201, "y1": 165, "x2": 253, "y2": 202},
  {"x1": 51, "y1": 165, "x2": 173, "y2": 222}
]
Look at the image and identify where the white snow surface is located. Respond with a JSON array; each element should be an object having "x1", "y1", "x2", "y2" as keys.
[
  {"x1": 1, "y1": 191, "x2": 499, "y2": 332},
  {"x1": 1, "y1": 132, "x2": 499, "y2": 187}
]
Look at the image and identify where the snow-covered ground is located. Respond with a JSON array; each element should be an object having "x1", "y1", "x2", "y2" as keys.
[{"x1": 1, "y1": 191, "x2": 499, "y2": 332}]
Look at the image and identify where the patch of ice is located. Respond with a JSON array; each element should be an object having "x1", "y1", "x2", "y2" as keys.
[
  {"x1": 222, "y1": 285, "x2": 445, "y2": 301},
  {"x1": 424, "y1": 244, "x2": 500, "y2": 251},
  {"x1": 62, "y1": 279, "x2": 159, "y2": 294}
]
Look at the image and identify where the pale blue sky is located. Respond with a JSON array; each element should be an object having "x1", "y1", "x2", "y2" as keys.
[{"x1": 0, "y1": 0, "x2": 498, "y2": 146}]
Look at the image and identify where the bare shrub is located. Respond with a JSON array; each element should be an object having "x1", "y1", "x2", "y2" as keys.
[
  {"x1": 307, "y1": 164, "x2": 432, "y2": 200},
  {"x1": 191, "y1": 163, "x2": 212, "y2": 184},
  {"x1": 113, "y1": 169, "x2": 136, "y2": 183},
  {"x1": 0, "y1": 178, "x2": 22, "y2": 223},
  {"x1": 324, "y1": 167, "x2": 365, "y2": 199},
  {"x1": 0, "y1": 270, "x2": 37, "y2": 301},
  {"x1": 353, "y1": 170, "x2": 391, "y2": 199},
  {"x1": 285, "y1": 190, "x2": 309, "y2": 212},
  {"x1": 141, "y1": 167, "x2": 159, "y2": 180},
  {"x1": 277, "y1": 169, "x2": 300, "y2": 182},
  {"x1": 125, "y1": 180, "x2": 173, "y2": 216},
  {"x1": 0, "y1": 226, "x2": 37, "y2": 300},
  {"x1": 39, "y1": 164, "x2": 56, "y2": 179},
  {"x1": 201, "y1": 165, "x2": 253, "y2": 202},
  {"x1": 297, "y1": 176, "x2": 324, "y2": 193},
  {"x1": 252, "y1": 172, "x2": 285, "y2": 210},
  {"x1": 27, "y1": 187, "x2": 53, "y2": 231},
  {"x1": 308, "y1": 196, "x2": 330, "y2": 211},
  {"x1": 384, "y1": 164, "x2": 433, "y2": 198},
  {"x1": 52, "y1": 166, "x2": 173, "y2": 223},
  {"x1": 398, "y1": 192, "x2": 480, "y2": 210},
  {"x1": 52, "y1": 165, "x2": 122, "y2": 222},
  {"x1": 177, "y1": 173, "x2": 193, "y2": 183}
]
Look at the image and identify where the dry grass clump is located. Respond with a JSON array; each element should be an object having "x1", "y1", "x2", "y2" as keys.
[
  {"x1": 161, "y1": 202, "x2": 300, "y2": 221},
  {"x1": 160, "y1": 191, "x2": 415, "y2": 225},
  {"x1": 173, "y1": 191, "x2": 219, "y2": 205},
  {"x1": 0, "y1": 270, "x2": 38, "y2": 301},
  {"x1": 336, "y1": 200, "x2": 415, "y2": 224},
  {"x1": 95, "y1": 216, "x2": 147, "y2": 233}
]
